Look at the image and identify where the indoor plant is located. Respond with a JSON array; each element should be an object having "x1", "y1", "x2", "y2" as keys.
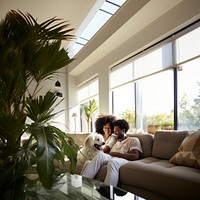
[
  {"x1": 0, "y1": 10, "x2": 79, "y2": 198},
  {"x1": 83, "y1": 99, "x2": 98, "y2": 132}
]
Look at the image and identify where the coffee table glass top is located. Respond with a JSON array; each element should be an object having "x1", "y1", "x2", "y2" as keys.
[{"x1": 25, "y1": 173, "x2": 145, "y2": 200}]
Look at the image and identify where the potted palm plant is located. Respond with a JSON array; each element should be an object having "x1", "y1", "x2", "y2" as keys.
[
  {"x1": 0, "y1": 10, "x2": 79, "y2": 198},
  {"x1": 83, "y1": 99, "x2": 98, "y2": 132}
]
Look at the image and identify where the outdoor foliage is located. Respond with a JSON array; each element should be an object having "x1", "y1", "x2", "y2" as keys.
[
  {"x1": 179, "y1": 81, "x2": 200, "y2": 129},
  {"x1": 120, "y1": 109, "x2": 135, "y2": 129}
]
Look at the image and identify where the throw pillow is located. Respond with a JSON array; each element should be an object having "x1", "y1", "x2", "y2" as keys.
[{"x1": 169, "y1": 130, "x2": 200, "y2": 169}]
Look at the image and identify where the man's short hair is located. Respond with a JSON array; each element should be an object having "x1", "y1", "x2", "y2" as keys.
[{"x1": 113, "y1": 119, "x2": 129, "y2": 133}]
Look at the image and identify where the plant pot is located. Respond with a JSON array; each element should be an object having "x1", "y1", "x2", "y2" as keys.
[
  {"x1": 161, "y1": 126, "x2": 174, "y2": 130},
  {"x1": 147, "y1": 125, "x2": 157, "y2": 134},
  {"x1": 147, "y1": 124, "x2": 161, "y2": 134}
]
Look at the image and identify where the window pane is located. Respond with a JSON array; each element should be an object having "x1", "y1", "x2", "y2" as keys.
[
  {"x1": 81, "y1": 11, "x2": 111, "y2": 40},
  {"x1": 178, "y1": 58, "x2": 200, "y2": 130},
  {"x1": 69, "y1": 43, "x2": 84, "y2": 58},
  {"x1": 101, "y1": 2, "x2": 119, "y2": 14},
  {"x1": 111, "y1": 63, "x2": 133, "y2": 88},
  {"x1": 78, "y1": 78, "x2": 99, "y2": 132},
  {"x1": 80, "y1": 97, "x2": 99, "y2": 132},
  {"x1": 89, "y1": 79, "x2": 98, "y2": 97},
  {"x1": 78, "y1": 78, "x2": 98, "y2": 102},
  {"x1": 134, "y1": 48, "x2": 162, "y2": 79},
  {"x1": 139, "y1": 70, "x2": 174, "y2": 133},
  {"x1": 68, "y1": 0, "x2": 126, "y2": 57},
  {"x1": 112, "y1": 82, "x2": 135, "y2": 131},
  {"x1": 114, "y1": 0, "x2": 127, "y2": 6},
  {"x1": 76, "y1": 37, "x2": 88, "y2": 45},
  {"x1": 175, "y1": 26, "x2": 200, "y2": 63},
  {"x1": 78, "y1": 86, "x2": 88, "y2": 102}
]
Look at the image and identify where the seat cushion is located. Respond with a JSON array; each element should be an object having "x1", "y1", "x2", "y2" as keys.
[{"x1": 120, "y1": 157, "x2": 200, "y2": 200}]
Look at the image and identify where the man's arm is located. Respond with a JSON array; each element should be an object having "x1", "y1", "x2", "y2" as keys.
[{"x1": 109, "y1": 149, "x2": 140, "y2": 161}]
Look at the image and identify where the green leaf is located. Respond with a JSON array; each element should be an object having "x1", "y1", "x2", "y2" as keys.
[
  {"x1": 32, "y1": 126, "x2": 56, "y2": 189},
  {"x1": 50, "y1": 125, "x2": 79, "y2": 173},
  {"x1": 25, "y1": 91, "x2": 58, "y2": 123}
]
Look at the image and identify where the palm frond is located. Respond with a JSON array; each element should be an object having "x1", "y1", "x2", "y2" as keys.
[{"x1": 25, "y1": 91, "x2": 58, "y2": 123}]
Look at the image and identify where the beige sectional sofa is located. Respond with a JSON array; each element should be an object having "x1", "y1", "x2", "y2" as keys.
[{"x1": 94, "y1": 130, "x2": 200, "y2": 200}]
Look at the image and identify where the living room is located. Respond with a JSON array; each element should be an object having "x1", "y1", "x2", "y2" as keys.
[{"x1": 0, "y1": 0, "x2": 200, "y2": 199}]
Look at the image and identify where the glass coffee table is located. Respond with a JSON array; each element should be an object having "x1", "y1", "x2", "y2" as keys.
[{"x1": 25, "y1": 173, "x2": 145, "y2": 200}]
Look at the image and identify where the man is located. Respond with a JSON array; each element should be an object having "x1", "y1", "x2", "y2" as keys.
[{"x1": 81, "y1": 119, "x2": 143, "y2": 187}]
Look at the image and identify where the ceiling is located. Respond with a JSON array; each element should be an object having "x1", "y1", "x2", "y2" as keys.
[
  {"x1": 1, "y1": 0, "x2": 200, "y2": 77},
  {"x1": 0, "y1": 0, "x2": 97, "y2": 47},
  {"x1": 67, "y1": 0, "x2": 184, "y2": 76}
]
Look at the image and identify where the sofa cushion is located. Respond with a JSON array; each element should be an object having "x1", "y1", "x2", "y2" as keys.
[
  {"x1": 152, "y1": 130, "x2": 188, "y2": 159},
  {"x1": 120, "y1": 157, "x2": 200, "y2": 200},
  {"x1": 126, "y1": 133, "x2": 154, "y2": 157},
  {"x1": 169, "y1": 130, "x2": 200, "y2": 169}
]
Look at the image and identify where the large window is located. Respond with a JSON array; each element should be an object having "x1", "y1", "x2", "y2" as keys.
[
  {"x1": 175, "y1": 26, "x2": 200, "y2": 63},
  {"x1": 78, "y1": 78, "x2": 99, "y2": 132},
  {"x1": 134, "y1": 44, "x2": 172, "y2": 79},
  {"x1": 112, "y1": 82, "x2": 135, "y2": 131},
  {"x1": 69, "y1": 0, "x2": 127, "y2": 58},
  {"x1": 177, "y1": 58, "x2": 200, "y2": 130},
  {"x1": 111, "y1": 62, "x2": 135, "y2": 132},
  {"x1": 111, "y1": 23, "x2": 200, "y2": 133},
  {"x1": 176, "y1": 26, "x2": 200, "y2": 130},
  {"x1": 139, "y1": 70, "x2": 174, "y2": 132}
]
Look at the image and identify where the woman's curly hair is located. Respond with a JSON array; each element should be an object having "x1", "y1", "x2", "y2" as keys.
[{"x1": 95, "y1": 114, "x2": 117, "y2": 135}]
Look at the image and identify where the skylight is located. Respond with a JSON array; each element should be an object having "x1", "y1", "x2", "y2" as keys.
[{"x1": 68, "y1": 0, "x2": 126, "y2": 58}]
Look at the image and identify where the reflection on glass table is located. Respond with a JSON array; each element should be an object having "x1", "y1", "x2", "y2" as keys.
[{"x1": 25, "y1": 173, "x2": 145, "y2": 200}]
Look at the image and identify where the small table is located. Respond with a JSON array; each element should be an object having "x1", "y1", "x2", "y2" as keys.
[{"x1": 25, "y1": 173, "x2": 145, "y2": 200}]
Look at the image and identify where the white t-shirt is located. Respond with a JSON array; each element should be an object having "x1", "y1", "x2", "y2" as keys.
[{"x1": 110, "y1": 137, "x2": 143, "y2": 154}]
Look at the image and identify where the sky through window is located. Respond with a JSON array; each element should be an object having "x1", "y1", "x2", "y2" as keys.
[{"x1": 68, "y1": 0, "x2": 126, "y2": 58}]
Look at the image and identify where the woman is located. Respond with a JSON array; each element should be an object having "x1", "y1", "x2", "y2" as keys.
[
  {"x1": 95, "y1": 114, "x2": 117, "y2": 153},
  {"x1": 80, "y1": 114, "x2": 117, "y2": 174}
]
